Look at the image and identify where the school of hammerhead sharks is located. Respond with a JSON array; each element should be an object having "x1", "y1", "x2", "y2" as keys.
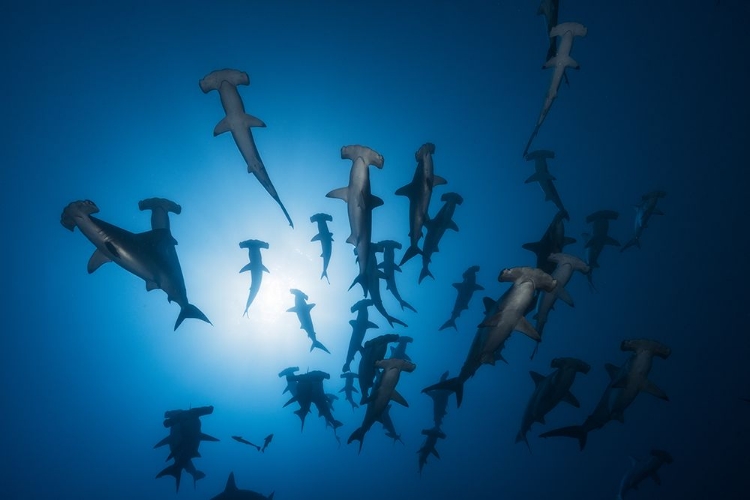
[{"x1": 59, "y1": 2, "x2": 673, "y2": 499}]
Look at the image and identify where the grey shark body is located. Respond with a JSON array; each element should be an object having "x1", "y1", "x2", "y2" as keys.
[
  {"x1": 583, "y1": 210, "x2": 620, "y2": 286},
  {"x1": 420, "y1": 192, "x2": 463, "y2": 283},
  {"x1": 617, "y1": 449, "x2": 673, "y2": 500},
  {"x1": 516, "y1": 357, "x2": 590, "y2": 449},
  {"x1": 239, "y1": 239, "x2": 269, "y2": 316},
  {"x1": 339, "y1": 372, "x2": 360, "y2": 409},
  {"x1": 210, "y1": 472, "x2": 274, "y2": 500},
  {"x1": 389, "y1": 335, "x2": 414, "y2": 362},
  {"x1": 537, "y1": 0, "x2": 561, "y2": 62},
  {"x1": 61, "y1": 199, "x2": 211, "y2": 330},
  {"x1": 326, "y1": 145, "x2": 385, "y2": 297},
  {"x1": 200, "y1": 68, "x2": 293, "y2": 227},
  {"x1": 424, "y1": 371, "x2": 452, "y2": 428},
  {"x1": 440, "y1": 265, "x2": 484, "y2": 331},
  {"x1": 287, "y1": 289, "x2": 329, "y2": 353},
  {"x1": 422, "y1": 267, "x2": 556, "y2": 407},
  {"x1": 362, "y1": 244, "x2": 407, "y2": 327},
  {"x1": 375, "y1": 240, "x2": 416, "y2": 312},
  {"x1": 621, "y1": 190, "x2": 666, "y2": 252},
  {"x1": 347, "y1": 358, "x2": 416, "y2": 451},
  {"x1": 523, "y1": 22, "x2": 588, "y2": 157},
  {"x1": 395, "y1": 142, "x2": 447, "y2": 266},
  {"x1": 524, "y1": 150, "x2": 567, "y2": 213},
  {"x1": 310, "y1": 213, "x2": 334, "y2": 281},
  {"x1": 358, "y1": 334, "x2": 400, "y2": 403}
]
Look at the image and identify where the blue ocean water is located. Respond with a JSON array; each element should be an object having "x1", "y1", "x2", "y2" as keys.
[{"x1": 2, "y1": 1, "x2": 748, "y2": 499}]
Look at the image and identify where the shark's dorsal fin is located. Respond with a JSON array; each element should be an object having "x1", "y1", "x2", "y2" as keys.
[
  {"x1": 225, "y1": 472, "x2": 238, "y2": 492},
  {"x1": 482, "y1": 297, "x2": 497, "y2": 314},
  {"x1": 87, "y1": 249, "x2": 112, "y2": 273},
  {"x1": 390, "y1": 390, "x2": 409, "y2": 407},
  {"x1": 604, "y1": 363, "x2": 620, "y2": 380}
]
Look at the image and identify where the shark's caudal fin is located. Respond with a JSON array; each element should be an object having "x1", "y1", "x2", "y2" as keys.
[
  {"x1": 418, "y1": 266, "x2": 434, "y2": 284},
  {"x1": 156, "y1": 463, "x2": 183, "y2": 492},
  {"x1": 422, "y1": 376, "x2": 465, "y2": 408},
  {"x1": 438, "y1": 317, "x2": 457, "y2": 331},
  {"x1": 347, "y1": 426, "x2": 366, "y2": 453},
  {"x1": 539, "y1": 425, "x2": 587, "y2": 450},
  {"x1": 399, "y1": 245, "x2": 422, "y2": 266},
  {"x1": 515, "y1": 430, "x2": 531, "y2": 452},
  {"x1": 174, "y1": 304, "x2": 212, "y2": 331},
  {"x1": 310, "y1": 339, "x2": 331, "y2": 354}
]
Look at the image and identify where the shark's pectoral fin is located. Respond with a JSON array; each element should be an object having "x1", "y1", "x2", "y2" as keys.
[
  {"x1": 213, "y1": 117, "x2": 231, "y2": 136},
  {"x1": 326, "y1": 187, "x2": 349, "y2": 202},
  {"x1": 562, "y1": 390, "x2": 581, "y2": 408},
  {"x1": 448, "y1": 220, "x2": 459, "y2": 232},
  {"x1": 651, "y1": 472, "x2": 662, "y2": 486},
  {"x1": 431, "y1": 448, "x2": 441, "y2": 459},
  {"x1": 367, "y1": 321, "x2": 379, "y2": 329},
  {"x1": 525, "y1": 171, "x2": 552, "y2": 184},
  {"x1": 390, "y1": 390, "x2": 409, "y2": 407},
  {"x1": 653, "y1": 208, "x2": 665, "y2": 216},
  {"x1": 641, "y1": 379, "x2": 669, "y2": 400},
  {"x1": 311, "y1": 234, "x2": 321, "y2": 242},
  {"x1": 556, "y1": 286, "x2": 575, "y2": 307},
  {"x1": 240, "y1": 113, "x2": 266, "y2": 129},
  {"x1": 394, "y1": 183, "x2": 414, "y2": 197},
  {"x1": 514, "y1": 316, "x2": 541, "y2": 341},
  {"x1": 530, "y1": 371, "x2": 546, "y2": 386},
  {"x1": 87, "y1": 249, "x2": 112, "y2": 273},
  {"x1": 563, "y1": 236, "x2": 577, "y2": 246},
  {"x1": 200, "y1": 432, "x2": 220, "y2": 442},
  {"x1": 239, "y1": 263, "x2": 252, "y2": 273},
  {"x1": 605, "y1": 236, "x2": 621, "y2": 246},
  {"x1": 482, "y1": 296, "x2": 497, "y2": 315},
  {"x1": 262, "y1": 265, "x2": 269, "y2": 273},
  {"x1": 153, "y1": 436, "x2": 170, "y2": 448},
  {"x1": 433, "y1": 175, "x2": 448, "y2": 186}
]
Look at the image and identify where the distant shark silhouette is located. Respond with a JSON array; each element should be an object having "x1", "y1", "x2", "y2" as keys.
[
  {"x1": 375, "y1": 240, "x2": 416, "y2": 312},
  {"x1": 439, "y1": 265, "x2": 484, "y2": 331},
  {"x1": 210, "y1": 472, "x2": 274, "y2": 500},
  {"x1": 621, "y1": 190, "x2": 666, "y2": 252},
  {"x1": 287, "y1": 289, "x2": 330, "y2": 353},
  {"x1": 200, "y1": 68, "x2": 293, "y2": 227},
  {"x1": 522, "y1": 209, "x2": 575, "y2": 275},
  {"x1": 231, "y1": 435, "x2": 260, "y2": 451},
  {"x1": 418, "y1": 427, "x2": 447, "y2": 475},
  {"x1": 60, "y1": 199, "x2": 211, "y2": 330},
  {"x1": 326, "y1": 145, "x2": 385, "y2": 297},
  {"x1": 343, "y1": 299, "x2": 378, "y2": 373},
  {"x1": 582, "y1": 209, "x2": 620, "y2": 287},
  {"x1": 537, "y1": 0, "x2": 561, "y2": 62},
  {"x1": 617, "y1": 449, "x2": 673, "y2": 500},
  {"x1": 238, "y1": 239, "x2": 269, "y2": 317},
  {"x1": 523, "y1": 22, "x2": 587, "y2": 157},
  {"x1": 310, "y1": 213, "x2": 334, "y2": 282},
  {"x1": 523, "y1": 150, "x2": 567, "y2": 214},
  {"x1": 395, "y1": 142, "x2": 447, "y2": 266}
]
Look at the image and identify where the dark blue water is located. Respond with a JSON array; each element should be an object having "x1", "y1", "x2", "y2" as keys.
[{"x1": 3, "y1": 1, "x2": 748, "y2": 498}]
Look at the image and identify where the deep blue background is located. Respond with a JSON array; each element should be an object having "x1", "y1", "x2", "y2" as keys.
[{"x1": 2, "y1": 1, "x2": 749, "y2": 498}]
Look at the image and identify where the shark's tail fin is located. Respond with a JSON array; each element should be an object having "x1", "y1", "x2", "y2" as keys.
[
  {"x1": 515, "y1": 430, "x2": 531, "y2": 452},
  {"x1": 347, "y1": 426, "x2": 366, "y2": 453},
  {"x1": 398, "y1": 297, "x2": 417, "y2": 313},
  {"x1": 438, "y1": 317, "x2": 457, "y2": 331},
  {"x1": 399, "y1": 245, "x2": 422, "y2": 266},
  {"x1": 156, "y1": 463, "x2": 183, "y2": 492},
  {"x1": 321, "y1": 269, "x2": 330, "y2": 283},
  {"x1": 310, "y1": 339, "x2": 331, "y2": 354},
  {"x1": 530, "y1": 341, "x2": 540, "y2": 360},
  {"x1": 175, "y1": 303, "x2": 212, "y2": 330},
  {"x1": 422, "y1": 376, "x2": 465, "y2": 408},
  {"x1": 539, "y1": 425, "x2": 588, "y2": 450},
  {"x1": 418, "y1": 266, "x2": 434, "y2": 284}
]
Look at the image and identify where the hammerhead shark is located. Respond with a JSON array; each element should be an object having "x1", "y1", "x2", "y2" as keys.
[
  {"x1": 523, "y1": 150, "x2": 567, "y2": 213},
  {"x1": 522, "y1": 209, "x2": 576, "y2": 275},
  {"x1": 339, "y1": 372, "x2": 360, "y2": 409},
  {"x1": 531, "y1": 252, "x2": 590, "y2": 359},
  {"x1": 287, "y1": 289, "x2": 329, "y2": 353},
  {"x1": 326, "y1": 145, "x2": 385, "y2": 297},
  {"x1": 238, "y1": 239, "x2": 269, "y2": 316},
  {"x1": 617, "y1": 449, "x2": 673, "y2": 500},
  {"x1": 420, "y1": 192, "x2": 463, "y2": 283},
  {"x1": 348, "y1": 358, "x2": 416, "y2": 452},
  {"x1": 61, "y1": 199, "x2": 211, "y2": 330},
  {"x1": 310, "y1": 213, "x2": 334, "y2": 282},
  {"x1": 418, "y1": 427, "x2": 447, "y2": 475},
  {"x1": 439, "y1": 265, "x2": 484, "y2": 331},
  {"x1": 621, "y1": 190, "x2": 666, "y2": 252},
  {"x1": 422, "y1": 267, "x2": 556, "y2": 407},
  {"x1": 375, "y1": 240, "x2": 416, "y2": 312},
  {"x1": 342, "y1": 299, "x2": 378, "y2": 373},
  {"x1": 199, "y1": 68, "x2": 293, "y2": 227},
  {"x1": 395, "y1": 142, "x2": 447, "y2": 266},
  {"x1": 231, "y1": 435, "x2": 260, "y2": 451},
  {"x1": 537, "y1": 0, "x2": 561, "y2": 62},
  {"x1": 358, "y1": 334, "x2": 400, "y2": 403},
  {"x1": 523, "y1": 22, "x2": 588, "y2": 157},
  {"x1": 515, "y1": 357, "x2": 590, "y2": 450},
  {"x1": 583, "y1": 209, "x2": 620, "y2": 286}
]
